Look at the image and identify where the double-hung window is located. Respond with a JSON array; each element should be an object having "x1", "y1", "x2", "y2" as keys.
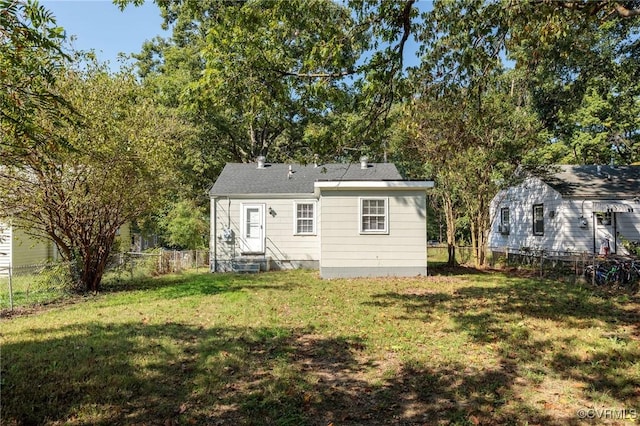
[
  {"x1": 499, "y1": 207, "x2": 510, "y2": 234},
  {"x1": 360, "y1": 197, "x2": 388, "y2": 234},
  {"x1": 294, "y1": 201, "x2": 316, "y2": 235},
  {"x1": 533, "y1": 204, "x2": 544, "y2": 236}
]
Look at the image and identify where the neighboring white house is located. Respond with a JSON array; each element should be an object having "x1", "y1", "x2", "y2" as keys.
[
  {"x1": 488, "y1": 165, "x2": 640, "y2": 257},
  {"x1": 0, "y1": 222, "x2": 55, "y2": 274},
  {"x1": 209, "y1": 158, "x2": 434, "y2": 278}
]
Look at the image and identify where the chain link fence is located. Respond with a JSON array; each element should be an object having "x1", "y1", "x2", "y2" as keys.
[
  {"x1": 488, "y1": 248, "x2": 591, "y2": 277},
  {"x1": 1, "y1": 250, "x2": 210, "y2": 314},
  {"x1": 431, "y1": 245, "x2": 639, "y2": 290},
  {"x1": 0, "y1": 262, "x2": 73, "y2": 312},
  {"x1": 110, "y1": 249, "x2": 210, "y2": 279},
  {"x1": 427, "y1": 244, "x2": 474, "y2": 265},
  {"x1": 430, "y1": 244, "x2": 593, "y2": 276}
]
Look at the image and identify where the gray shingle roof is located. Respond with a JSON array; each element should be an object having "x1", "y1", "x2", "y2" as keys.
[
  {"x1": 543, "y1": 165, "x2": 640, "y2": 199},
  {"x1": 210, "y1": 163, "x2": 404, "y2": 196}
]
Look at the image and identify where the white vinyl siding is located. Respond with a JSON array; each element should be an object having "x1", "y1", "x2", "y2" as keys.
[
  {"x1": 213, "y1": 197, "x2": 320, "y2": 268},
  {"x1": 294, "y1": 201, "x2": 316, "y2": 235},
  {"x1": 0, "y1": 223, "x2": 11, "y2": 272},
  {"x1": 211, "y1": 189, "x2": 431, "y2": 276},
  {"x1": 320, "y1": 190, "x2": 427, "y2": 271},
  {"x1": 488, "y1": 177, "x2": 563, "y2": 252},
  {"x1": 488, "y1": 176, "x2": 640, "y2": 254}
]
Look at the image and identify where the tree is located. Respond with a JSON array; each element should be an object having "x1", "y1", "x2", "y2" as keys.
[
  {"x1": 515, "y1": 11, "x2": 640, "y2": 164},
  {"x1": 159, "y1": 199, "x2": 208, "y2": 250},
  {"x1": 393, "y1": 0, "x2": 639, "y2": 265},
  {"x1": 415, "y1": 0, "x2": 640, "y2": 165},
  {"x1": 397, "y1": 73, "x2": 542, "y2": 267},
  {"x1": 116, "y1": 0, "x2": 386, "y2": 203},
  {"x1": 0, "y1": 62, "x2": 191, "y2": 291},
  {"x1": 556, "y1": 83, "x2": 640, "y2": 164},
  {"x1": 0, "y1": 0, "x2": 70, "y2": 164}
]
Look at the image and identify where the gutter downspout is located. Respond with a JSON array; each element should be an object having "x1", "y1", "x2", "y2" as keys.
[
  {"x1": 212, "y1": 196, "x2": 217, "y2": 272},
  {"x1": 425, "y1": 190, "x2": 429, "y2": 277},
  {"x1": 592, "y1": 210, "x2": 597, "y2": 255},
  {"x1": 613, "y1": 212, "x2": 618, "y2": 254}
]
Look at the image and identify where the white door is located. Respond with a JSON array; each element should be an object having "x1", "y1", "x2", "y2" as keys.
[
  {"x1": 596, "y1": 212, "x2": 616, "y2": 254},
  {"x1": 241, "y1": 204, "x2": 265, "y2": 254}
]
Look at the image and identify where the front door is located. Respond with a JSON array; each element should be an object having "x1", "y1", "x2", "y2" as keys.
[{"x1": 241, "y1": 204, "x2": 265, "y2": 254}]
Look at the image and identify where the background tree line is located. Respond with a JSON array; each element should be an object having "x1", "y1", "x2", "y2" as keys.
[{"x1": 1, "y1": 0, "x2": 638, "y2": 289}]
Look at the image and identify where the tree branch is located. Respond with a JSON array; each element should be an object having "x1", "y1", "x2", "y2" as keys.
[
  {"x1": 271, "y1": 68, "x2": 358, "y2": 79},
  {"x1": 614, "y1": 3, "x2": 640, "y2": 17},
  {"x1": 553, "y1": 1, "x2": 640, "y2": 18}
]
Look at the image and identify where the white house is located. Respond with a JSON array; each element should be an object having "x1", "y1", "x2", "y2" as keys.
[
  {"x1": 488, "y1": 165, "x2": 640, "y2": 257},
  {"x1": 209, "y1": 158, "x2": 434, "y2": 278}
]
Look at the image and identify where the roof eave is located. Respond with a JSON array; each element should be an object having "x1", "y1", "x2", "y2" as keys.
[
  {"x1": 313, "y1": 180, "x2": 434, "y2": 197},
  {"x1": 210, "y1": 192, "x2": 316, "y2": 199}
]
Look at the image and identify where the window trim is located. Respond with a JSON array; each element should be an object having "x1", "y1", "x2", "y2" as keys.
[
  {"x1": 500, "y1": 207, "x2": 511, "y2": 225},
  {"x1": 533, "y1": 203, "x2": 544, "y2": 236},
  {"x1": 293, "y1": 200, "x2": 317, "y2": 236},
  {"x1": 359, "y1": 197, "x2": 389, "y2": 235}
]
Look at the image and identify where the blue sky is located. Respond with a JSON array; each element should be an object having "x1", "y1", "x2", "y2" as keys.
[{"x1": 41, "y1": 0, "x2": 168, "y2": 69}]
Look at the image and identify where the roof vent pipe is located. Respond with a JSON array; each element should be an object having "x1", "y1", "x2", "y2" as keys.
[
  {"x1": 257, "y1": 156, "x2": 266, "y2": 169},
  {"x1": 597, "y1": 165, "x2": 602, "y2": 175},
  {"x1": 360, "y1": 156, "x2": 369, "y2": 170}
]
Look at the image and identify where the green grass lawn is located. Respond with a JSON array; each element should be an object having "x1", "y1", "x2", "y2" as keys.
[
  {"x1": 0, "y1": 275, "x2": 67, "y2": 311},
  {"x1": 1, "y1": 268, "x2": 639, "y2": 425}
]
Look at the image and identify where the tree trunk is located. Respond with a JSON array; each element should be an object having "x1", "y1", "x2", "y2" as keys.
[
  {"x1": 78, "y1": 237, "x2": 115, "y2": 292},
  {"x1": 470, "y1": 210, "x2": 490, "y2": 268},
  {"x1": 443, "y1": 195, "x2": 458, "y2": 266},
  {"x1": 471, "y1": 219, "x2": 479, "y2": 267},
  {"x1": 447, "y1": 243, "x2": 456, "y2": 266}
]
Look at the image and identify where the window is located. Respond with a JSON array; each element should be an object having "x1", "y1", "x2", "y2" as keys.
[
  {"x1": 596, "y1": 212, "x2": 612, "y2": 226},
  {"x1": 533, "y1": 204, "x2": 544, "y2": 236},
  {"x1": 499, "y1": 207, "x2": 510, "y2": 235},
  {"x1": 360, "y1": 198, "x2": 388, "y2": 234},
  {"x1": 294, "y1": 201, "x2": 316, "y2": 235}
]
